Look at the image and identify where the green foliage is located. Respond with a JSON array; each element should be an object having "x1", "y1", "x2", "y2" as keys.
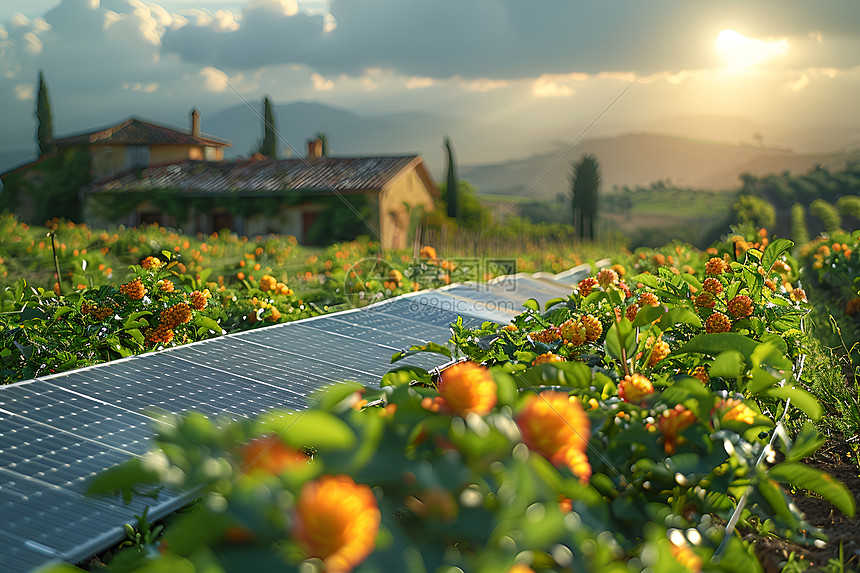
[
  {"x1": 836, "y1": 195, "x2": 860, "y2": 221},
  {"x1": 570, "y1": 154, "x2": 601, "y2": 240},
  {"x1": 810, "y1": 199, "x2": 842, "y2": 235},
  {"x1": 68, "y1": 234, "x2": 858, "y2": 573},
  {"x1": 444, "y1": 136, "x2": 459, "y2": 220},
  {"x1": 436, "y1": 179, "x2": 491, "y2": 231},
  {"x1": 259, "y1": 96, "x2": 278, "y2": 158},
  {"x1": 791, "y1": 203, "x2": 810, "y2": 246},
  {"x1": 733, "y1": 195, "x2": 775, "y2": 230},
  {"x1": 36, "y1": 70, "x2": 53, "y2": 156},
  {"x1": 306, "y1": 195, "x2": 373, "y2": 245}
]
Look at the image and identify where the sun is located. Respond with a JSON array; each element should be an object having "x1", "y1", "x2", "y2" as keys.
[{"x1": 714, "y1": 29, "x2": 789, "y2": 70}]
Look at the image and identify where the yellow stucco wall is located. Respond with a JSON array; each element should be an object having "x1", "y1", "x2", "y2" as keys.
[
  {"x1": 379, "y1": 168, "x2": 435, "y2": 250},
  {"x1": 90, "y1": 144, "x2": 224, "y2": 177}
]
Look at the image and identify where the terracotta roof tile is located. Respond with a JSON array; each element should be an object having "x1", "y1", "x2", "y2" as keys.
[
  {"x1": 51, "y1": 118, "x2": 230, "y2": 148},
  {"x1": 87, "y1": 156, "x2": 427, "y2": 195}
]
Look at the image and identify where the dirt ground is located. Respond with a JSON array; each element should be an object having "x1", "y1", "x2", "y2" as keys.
[{"x1": 750, "y1": 437, "x2": 860, "y2": 572}]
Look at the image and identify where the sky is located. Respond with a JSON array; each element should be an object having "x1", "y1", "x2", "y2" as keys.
[{"x1": 1, "y1": 0, "x2": 859, "y2": 165}]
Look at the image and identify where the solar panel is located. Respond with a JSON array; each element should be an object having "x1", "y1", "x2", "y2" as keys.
[{"x1": 0, "y1": 266, "x2": 573, "y2": 571}]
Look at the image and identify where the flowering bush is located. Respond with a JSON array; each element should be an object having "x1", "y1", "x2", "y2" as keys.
[{"x1": 79, "y1": 237, "x2": 855, "y2": 573}]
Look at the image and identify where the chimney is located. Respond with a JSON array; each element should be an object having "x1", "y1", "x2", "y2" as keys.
[
  {"x1": 307, "y1": 137, "x2": 322, "y2": 160},
  {"x1": 191, "y1": 108, "x2": 200, "y2": 137}
]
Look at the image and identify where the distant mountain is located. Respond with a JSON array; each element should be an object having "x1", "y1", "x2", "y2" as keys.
[
  {"x1": 460, "y1": 133, "x2": 860, "y2": 200},
  {"x1": 205, "y1": 101, "x2": 460, "y2": 163}
]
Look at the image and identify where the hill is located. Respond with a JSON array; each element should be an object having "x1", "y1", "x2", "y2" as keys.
[
  {"x1": 459, "y1": 133, "x2": 860, "y2": 200},
  {"x1": 207, "y1": 101, "x2": 459, "y2": 161}
]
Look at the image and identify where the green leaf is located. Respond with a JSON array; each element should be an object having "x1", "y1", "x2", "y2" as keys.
[
  {"x1": 761, "y1": 238, "x2": 794, "y2": 275},
  {"x1": 761, "y1": 386, "x2": 822, "y2": 421},
  {"x1": 391, "y1": 342, "x2": 452, "y2": 363},
  {"x1": 632, "y1": 305, "x2": 665, "y2": 328},
  {"x1": 709, "y1": 350, "x2": 745, "y2": 379},
  {"x1": 381, "y1": 366, "x2": 432, "y2": 387},
  {"x1": 605, "y1": 317, "x2": 636, "y2": 368},
  {"x1": 656, "y1": 307, "x2": 703, "y2": 330},
  {"x1": 632, "y1": 273, "x2": 659, "y2": 288},
  {"x1": 257, "y1": 409, "x2": 357, "y2": 450},
  {"x1": 193, "y1": 315, "x2": 223, "y2": 335},
  {"x1": 52, "y1": 306, "x2": 74, "y2": 319},
  {"x1": 786, "y1": 422, "x2": 826, "y2": 462},
  {"x1": 676, "y1": 333, "x2": 761, "y2": 362},
  {"x1": 768, "y1": 461, "x2": 855, "y2": 517},
  {"x1": 543, "y1": 297, "x2": 566, "y2": 311},
  {"x1": 757, "y1": 476, "x2": 798, "y2": 527},
  {"x1": 311, "y1": 381, "x2": 367, "y2": 410},
  {"x1": 522, "y1": 298, "x2": 539, "y2": 311}
]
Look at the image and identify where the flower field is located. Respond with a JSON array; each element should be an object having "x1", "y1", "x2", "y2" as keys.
[{"x1": 3, "y1": 213, "x2": 860, "y2": 572}]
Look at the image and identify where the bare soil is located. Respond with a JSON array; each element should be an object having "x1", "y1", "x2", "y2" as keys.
[{"x1": 749, "y1": 437, "x2": 860, "y2": 572}]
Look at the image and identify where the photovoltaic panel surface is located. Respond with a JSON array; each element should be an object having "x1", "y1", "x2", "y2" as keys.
[{"x1": 0, "y1": 267, "x2": 578, "y2": 572}]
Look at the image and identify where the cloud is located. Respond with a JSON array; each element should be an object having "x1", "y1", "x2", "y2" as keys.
[
  {"x1": 786, "y1": 73, "x2": 810, "y2": 92},
  {"x1": 156, "y1": 0, "x2": 860, "y2": 80},
  {"x1": 199, "y1": 66, "x2": 230, "y2": 91},
  {"x1": 405, "y1": 77, "x2": 434, "y2": 90},
  {"x1": 13, "y1": 83, "x2": 32, "y2": 99},
  {"x1": 532, "y1": 75, "x2": 575, "y2": 97},
  {"x1": 310, "y1": 72, "x2": 332, "y2": 91}
]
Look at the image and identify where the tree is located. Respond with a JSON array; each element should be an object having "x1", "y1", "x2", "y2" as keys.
[
  {"x1": 444, "y1": 137, "x2": 458, "y2": 220},
  {"x1": 314, "y1": 132, "x2": 329, "y2": 156},
  {"x1": 733, "y1": 195, "x2": 775, "y2": 229},
  {"x1": 570, "y1": 154, "x2": 601, "y2": 240},
  {"x1": 259, "y1": 96, "x2": 278, "y2": 158},
  {"x1": 36, "y1": 70, "x2": 54, "y2": 156},
  {"x1": 790, "y1": 203, "x2": 809, "y2": 246}
]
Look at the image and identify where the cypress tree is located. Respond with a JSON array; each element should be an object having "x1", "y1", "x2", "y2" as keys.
[
  {"x1": 790, "y1": 203, "x2": 810, "y2": 246},
  {"x1": 571, "y1": 154, "x2": 601, "y2": 240},
  {"x1": 36, "y1": 70, "x2": 54, "y2": 156},
  {"x1": 444, "y1": 137, "x2": 458, "y2": 220},
  {"x1": 260, "y1": 96, "x2": 278, "y2": 158}
]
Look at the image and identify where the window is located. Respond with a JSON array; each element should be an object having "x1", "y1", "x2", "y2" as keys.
[{"x1": 126, "y1": 146, "x2": 150, "y2": 169}]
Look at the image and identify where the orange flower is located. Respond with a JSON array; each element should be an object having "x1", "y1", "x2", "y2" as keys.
[
  {"x1": 436, "y1": 361, "x2": 497, "y2": 416},
  {"x1": 717, "y1": 398, "x2": 756, "y2": 424},
  {"x1": 293, "y1": 475, "x2": 381, "y2": 573},
  {"x1": 190, "y1": 289, "x2": 210, "y2": 310},
  {"x1": 705, "y1": 257, "x2": 728, "y2": 275},
  {"x1": 240, "y1": 436, "x2": 307, "y2": 475},
  {"x1": 120, "y1": 277, "x2": 146, "y2": 300},
  {"x1": 580, "y1": 314, "x2": 603, "y2": 341},
  {"x1": 618, "y1": 374, "x2": 654, "y2": 404},
  {"x1": 578, "y1": 276, "x2": 599, "y2": 297},
  {"x1": 639, "y1": 292, "x2": 660, "y2": 307},
  {"x1": 531, "y1": 327, "x2": 560, "y2": 343},
  {"x1": 670, "y1": 540, "x2": 702, "y2": 572},
  {"x1": 161, "y1": 302, "x2": 193, "y2": 328},
  {"x1": 157, "y1": 279, "x2": 175, "y2": 293},
  {"x1": 625, "y1": 304, "x2": 639, "y2": 322},
  {"x1": 791, "y1": 288, "x2": 807, "y2": 303},
  {"x1": 727, "y1": 294, "x2": 753, "y2": 318},
  {"x1": 597, "y1": 268, "x2": 619, "y2": 287},
  {"x1": 690, "y1": 366, "x2": 709, "y2": 385},
  {"x1": 694, "y1": 292, "x2": 716, "y2": 309},
  {"x1": 560, "y1": 319, "x2": 587, "y2": 346},
  {"x1": 651, "y1": 404, "x2": 696, "y2": 454},
  {"x1": 648, "y1": 340, "x2": 670, "y2": 366},
  {"x1": 259, "y1": 274, "x2": 277, "y2": 292},
  {"x1": 145, "y1": 324, "x2": 174, "y2": 346},
  {"x1": 705, "y1": 312, "x2": 731, "y2": 333},
  {"x1": 141, "y1": 256, "x2": 163, "y2": 270},
  {"x1": 516, "y1": 391, "x2": 591, "y2": 482},
  {"x1": 532, "y1": 352, "x2": 565, "y2": 366},
  {"x1": 846, "y1": 298, "x2": 860, "y2": 316},
  {"x1": 419, "y1": 245, "x2": 437, "y2": 261},
  {"x1": 702, "y1": 277, "x2": 723, "y2": 295}
]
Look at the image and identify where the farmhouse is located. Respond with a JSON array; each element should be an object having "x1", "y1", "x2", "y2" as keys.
[
  {"x1": 84, "y1": 142, "x2": 438, "y2": 250},
  {"x1": 0, "y1": 110, "x2": 230, "y2": 223},
  {"x1": 2, "y1": 111, "x2": 438, "y2": 250}
]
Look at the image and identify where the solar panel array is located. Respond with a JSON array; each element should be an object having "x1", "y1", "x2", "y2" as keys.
[{"x1": 0, "y1": 272, "x2": 576, "y2": 572}]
